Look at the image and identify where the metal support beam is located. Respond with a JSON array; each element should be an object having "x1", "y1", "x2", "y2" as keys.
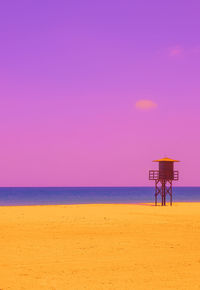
[{"x1": 154, "y1": 179, "x2": 173, "y2": 206}]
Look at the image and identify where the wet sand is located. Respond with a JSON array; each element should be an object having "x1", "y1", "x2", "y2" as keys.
[{"x1": 0, "y1": 202, "x2": 200, "y2": 289}]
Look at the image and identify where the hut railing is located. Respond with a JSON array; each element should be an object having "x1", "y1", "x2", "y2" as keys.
[{"x1": 149, "y1": 170, "x2": 179, "y2": 181}]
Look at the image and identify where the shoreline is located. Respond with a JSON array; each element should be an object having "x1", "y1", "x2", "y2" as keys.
[{"x1": 0, "y1": 200, "x2": 200, "y2": 207}]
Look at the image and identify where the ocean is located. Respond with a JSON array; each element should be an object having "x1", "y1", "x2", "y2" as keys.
[{"x1": 0, "y1": 187, "x2": 200, "y2": 206}]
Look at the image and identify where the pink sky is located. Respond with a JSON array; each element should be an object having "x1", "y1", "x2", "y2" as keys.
[{"x1": 0, "y1": 0, "x2": 200, "y2": 186}]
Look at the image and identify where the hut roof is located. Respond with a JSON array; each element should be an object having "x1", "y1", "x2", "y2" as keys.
[{"x1": 153, "y1": 157, "x2": 180, "y2": 162}]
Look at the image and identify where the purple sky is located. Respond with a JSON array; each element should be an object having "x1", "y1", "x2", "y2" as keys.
[{"x1": 0, "y1": 0, "x2": 200, "y2": 186}]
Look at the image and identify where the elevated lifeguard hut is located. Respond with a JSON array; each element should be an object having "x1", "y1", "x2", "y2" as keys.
[{"x1": 149, "y1": 157, "x2": 180, "y2": 206}]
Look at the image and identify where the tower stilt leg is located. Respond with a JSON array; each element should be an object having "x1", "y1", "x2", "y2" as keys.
[
  {"x1": 169, "y1": 180, "x2": 172, "y2": 206},
  {"x1": 163, "y1": 181, "x2": 166, "y2": 206},
  {"x1": 155, "y1": 180, "x2": 159, "y2": 206},
  {"x1": 161, "y1": 181, "x2": 164, "y2": 206}
]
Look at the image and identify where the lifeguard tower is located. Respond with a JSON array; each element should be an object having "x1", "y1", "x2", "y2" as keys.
[{"x1": 149, "y1": 157, "x2": 180, "y2": 206}]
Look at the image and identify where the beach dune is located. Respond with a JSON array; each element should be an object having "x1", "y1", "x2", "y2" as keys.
[{"x1": 0, "y1": 203, "x2": 200, "y2": 289}]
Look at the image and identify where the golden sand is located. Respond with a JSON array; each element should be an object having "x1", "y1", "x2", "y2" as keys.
[{"x1": 0, "y1": 202, "x2": 200, "y2": 289}]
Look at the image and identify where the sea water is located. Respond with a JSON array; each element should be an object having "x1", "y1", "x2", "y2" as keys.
[{"x1": 0, "y1": 187, "x2": 200, "y2": 206}]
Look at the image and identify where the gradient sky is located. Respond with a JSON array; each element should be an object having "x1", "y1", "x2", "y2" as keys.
[{"x1": 0, "y1": 0, "x2": 200, "y2": 186}]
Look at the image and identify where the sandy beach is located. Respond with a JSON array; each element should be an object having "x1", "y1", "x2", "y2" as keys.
[{"x1": 0, "y1": 203, "x2": 200, "y2": 289}]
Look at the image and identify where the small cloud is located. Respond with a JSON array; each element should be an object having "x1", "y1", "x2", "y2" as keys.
[
  {"x1": 135, "y1": 99, "x2": 157, "y2": 111},
  {"x1": 169, "y1": 46, "x2": 183, "y2": 56}
]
